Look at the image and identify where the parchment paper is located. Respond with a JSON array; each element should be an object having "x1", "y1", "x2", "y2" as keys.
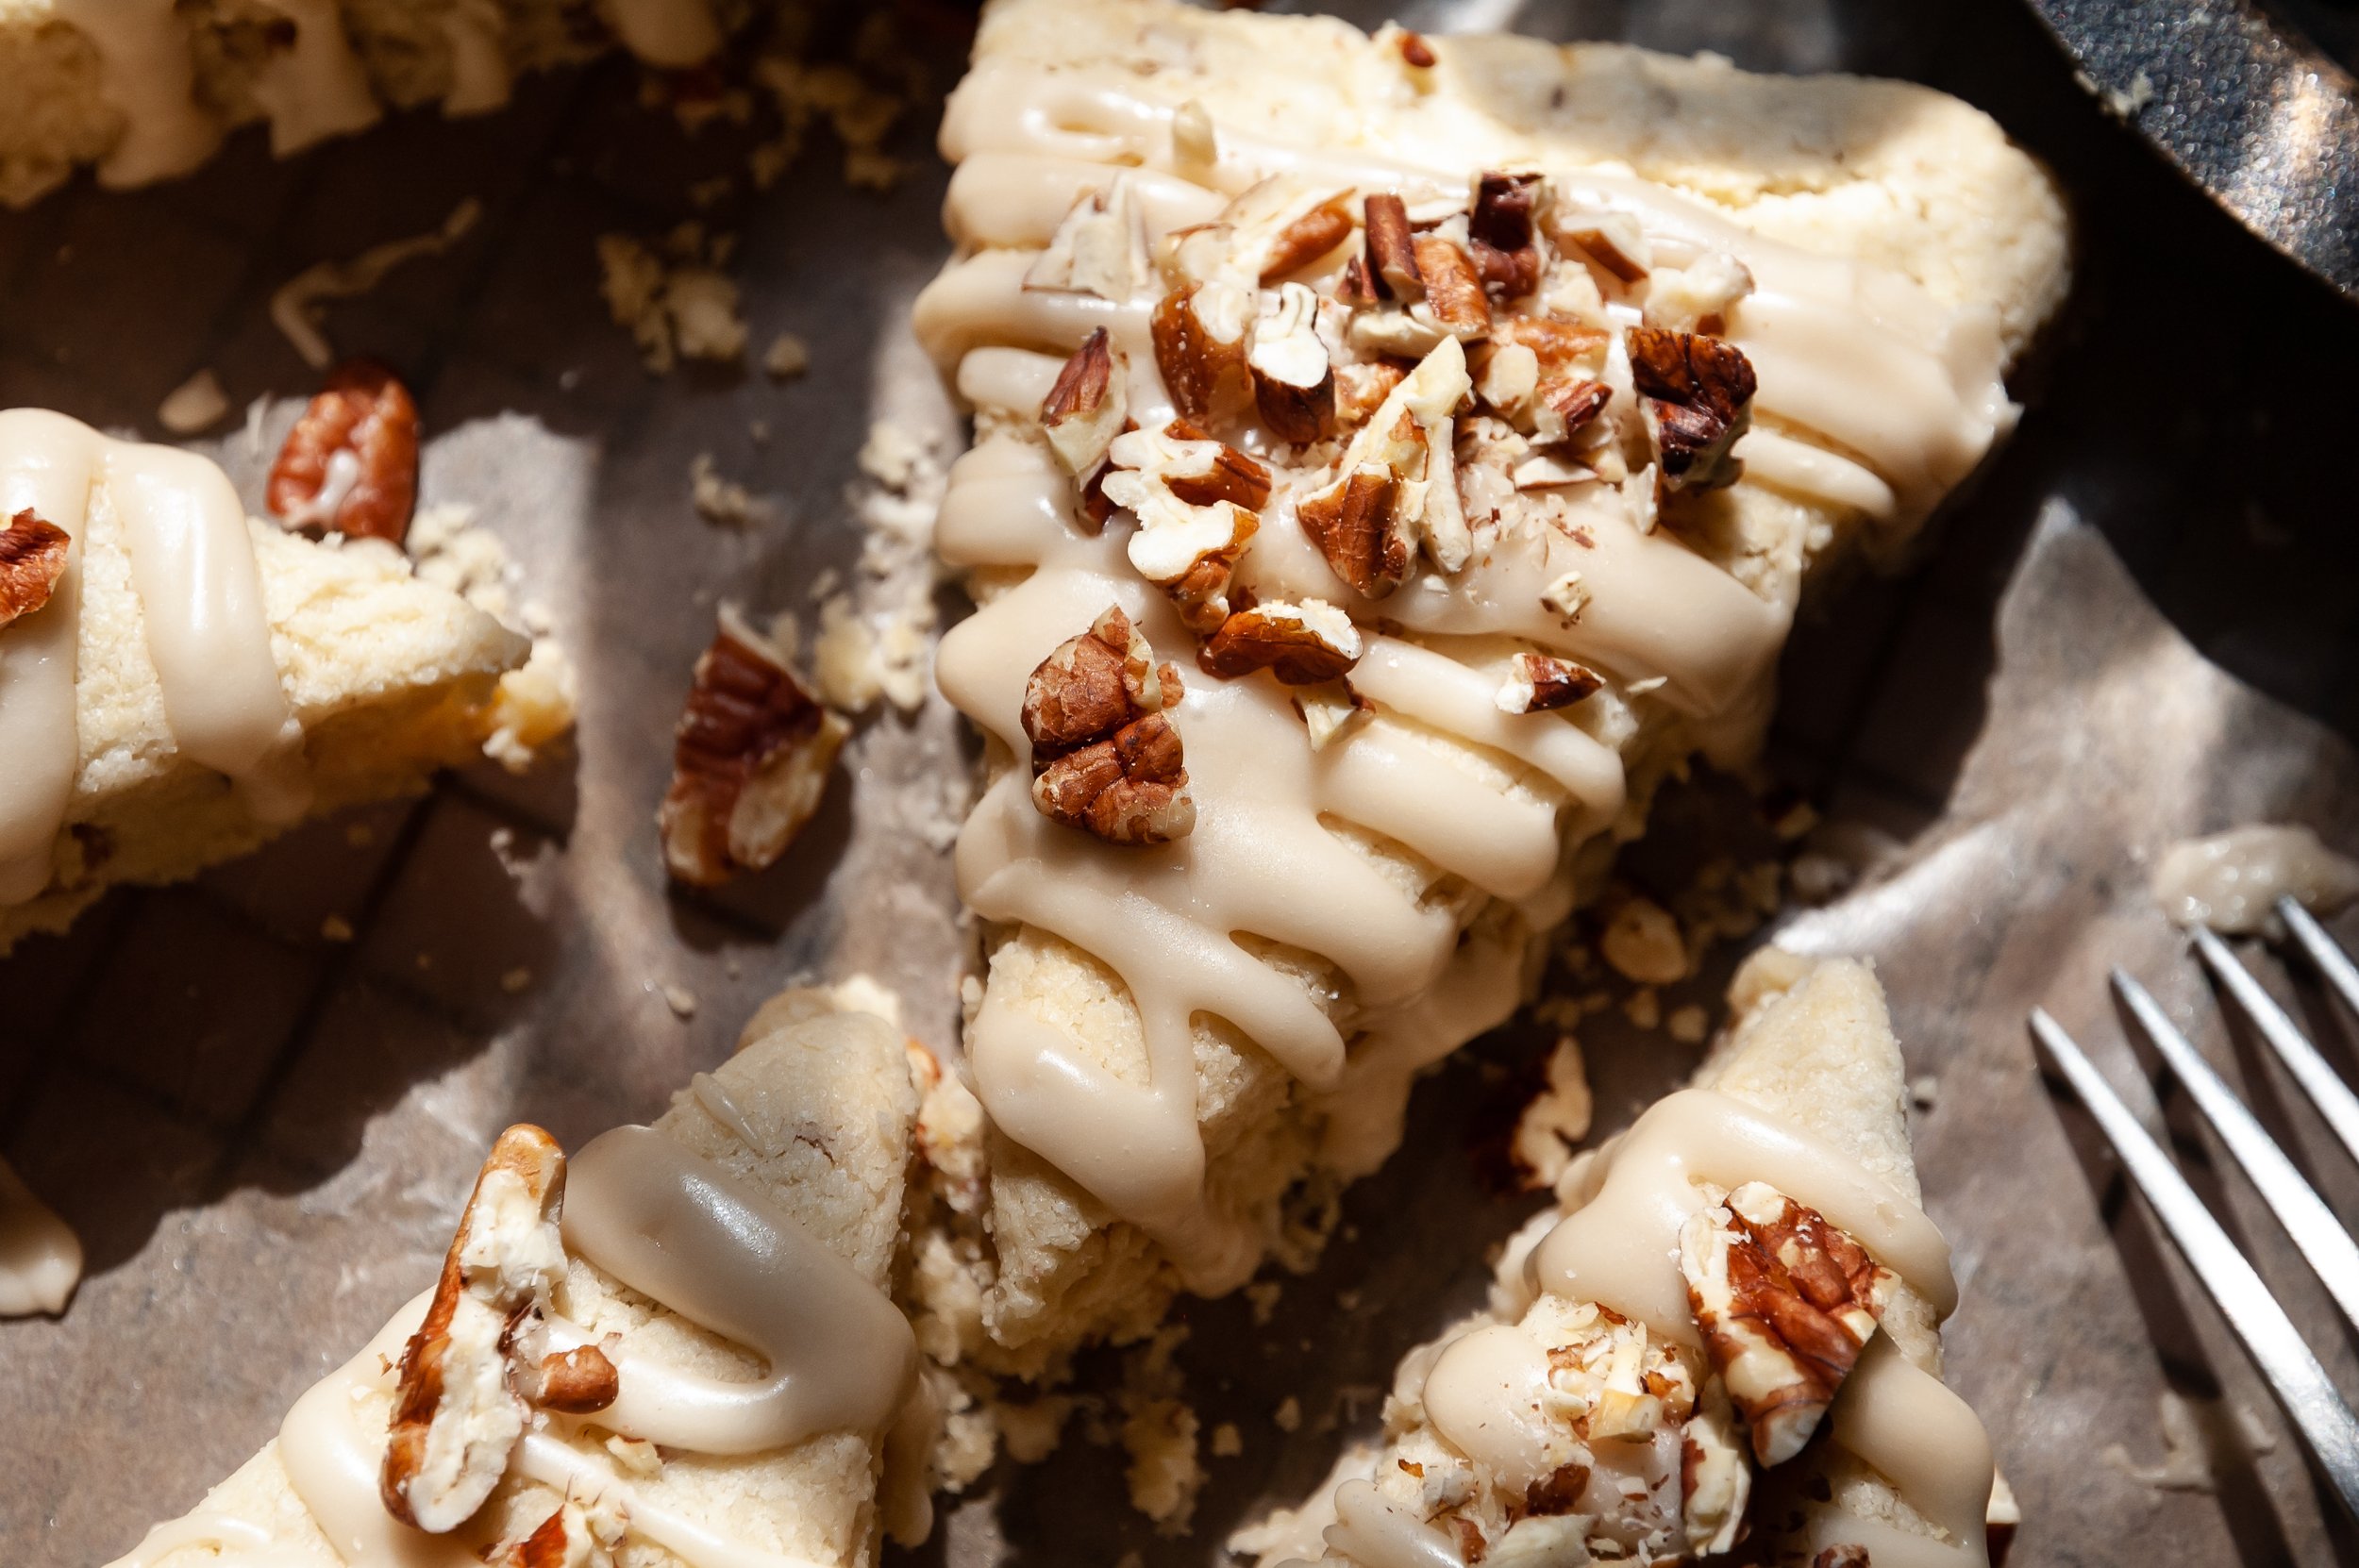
[{"x1": 5, "y1": 4, "x2": 2359, "y2": 1566}]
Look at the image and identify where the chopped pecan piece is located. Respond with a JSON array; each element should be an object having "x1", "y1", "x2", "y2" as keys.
[
  {"x1": 1336, "y1": 253, "x2": 1380, "y2": 308},
  {"x1": 1247, "y1": 282, "x2": 1336, "y2": 444},
  {"x1": 1563, "y1": 213, "x2": 1651, "y2": 282},
  {"x1": 1497, "y1": 315, "x2": 1610, "y2": 375},
  {"x1": 487, "y1": 1501, "x2": 625, "y2": 1568},
  {"x1": 1813, "y1": 1549, "x2": 1872, "y2": 1568},
  {"x1": 1679, "y1": 1181, "x2": 1891, "y2": 1466},
  {"x1": 1026, "y1": 176, "x2": 1150, "y2": 300},
  {"x1": 1642, "y1": 252, "x2": 1754, "y2": 336},
  {"x1": 1627, "y1": 327, "x2": 1757, "y2": 492},
  {"x1": 1469, "y1": 172, "x2": 1544, "y2": 296},
  {"x1": 1297, "y1": 465, "x2": 1408, "y2": 598},
  {"x1": 517, "y1": 1343, "x2": 621, "y2": 1413},
  {"x1": 1259, "y1": 195, "x2": 1355, "y2": 284},
  {"x1": 1412, "y1": 236, "x2": 1490, "y2": 337},
  {"x1": 1397, "y1": 28, "x2": 1437, "y2": 68},
  {"x1": 1497, "y1": 651, "x2": 1602, "y2": 713},
  {"x1": 1363, "y1": 193, "x2": 1424, "y2": 302},
  {"x1": 1151, "y1": 283, "x2": 1252, "y2": 421},
  {"x1": 1040, "y1": 327, "x2": 1129, "y2": 476},
  {"x1": 1292, "y1": 678, "x2": 1375, "y2": 750},
  {"x1": 1103, "y1": 422, "x2": 1264, "y2": 631},
  {"x1": 383, "y1": 1126, "x2": 573, "y2": 1532},
  {"x1": 1023, "y1": 607, "x2": 1195, "y2": 845},
  {"x1": 0, "y1": 509, "x2": 70, "y2": 628},
  {"x1": 1198, "y1": 597, "x2": 1362, "y2": 685},
  {"x1": 1329, "y1": 335, "x2": 1474, "y2": 574},
  {"x1": 660, "y1": 609, "x2": 848, "y2": 887},
  {"x1": 267, "y1": 358, "x2": 420, "y2": 545},
  {"x1": 1537, "y1": 377, "x2": 1614, "y2": 444},
  {"x1": 1159, "y1": 418, "x2": 1272, "y2": 509}
]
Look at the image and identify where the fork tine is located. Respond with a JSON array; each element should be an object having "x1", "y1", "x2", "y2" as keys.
[
  {"x1": 2111, "y1": 970, "x2": 2359, "y2": 1336},
  {"x1": 2030, "y1": 1008, "x2": 2359, "y2": 1522},
  {"x1": 2192, "y1": 926, "x2": 2359, "y2": 1168},
  {"x1": 2281, "y1": 896, "x2": 2359, "y2": 1025}
]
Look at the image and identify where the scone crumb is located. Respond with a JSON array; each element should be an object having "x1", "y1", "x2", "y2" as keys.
[
  {"x1": 1666, "y1": 1004, "x2": 1709, "y2": 1044},
  {"x1": 501, "y1": 968, "x2": 533, "y2": 995},
  {"x1": 1211, "y1": 1422, "x2": 1243, "y2": 1458},
  {"x1": 690, "y1": 452, "x2": 765, "y2": 526},
  {"x1": 605, "y1": 1435, "x2": 661, "y2": 1476},
  {"x1": 1509, "y1": 1035, "x2": 1592, "y2": 1190},
  {"x1": 764, "y1": 332, "x2": 811, "y2": 378},
  {"x1": 1274, "y1": 1396, "x2": 1302, "y2": 1432},
  {"x1": 1246, "y1": 1280, "x2": 1282, "y2": 1326},
  {"x1": 321, "y1": 915, "x2": 355, "y2": 943},
  {"x1": 659, "y1": 982, "x2": 699, "y2": 1020},
  {"x1": 158, "y1": 369, "x2": 230, "y2": 435}
]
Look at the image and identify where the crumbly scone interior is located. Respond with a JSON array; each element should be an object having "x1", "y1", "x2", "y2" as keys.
[
  {"x1": 1235, "y1": 952, "x2": 1991, "y2": 1568},
  {"x1": 907, "y1": 0, "x2": 2068, "y2": 1378},
  {"x1": 112, "y1": 1001, "x2": 929, "y2": 1568}
]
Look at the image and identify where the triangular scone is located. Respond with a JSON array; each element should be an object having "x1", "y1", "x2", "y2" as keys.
[
  {"x1": 0, "y1": 409, "x2": 536, "y2": 954},
  {"x1": 909, "y1": 0, "x2": 2068, "y2": 1374},
  {"x1": 1237, "y1": 954, "x2": 1994, "y2": 1568},
  {"x1": 108, "y1": 995, "x2": 930, "y2": 1568}
]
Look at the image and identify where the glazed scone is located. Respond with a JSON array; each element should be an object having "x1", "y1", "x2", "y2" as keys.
[
  {"x1": 0, "y1": 0, "x2": 743, "y2": 207},
  {"x1": 107, "y1": 993, "x2": 931, "y2": 1568},
  {"x1": 909, "y1": 0, "x2": 2069, "y2": 1380},
  {"x1": 1236, "y1": 954, "x2": 1992, "y2": 1568},
  {"x1": 0, "y1": 409, "x2": 535, "y2": 953}
]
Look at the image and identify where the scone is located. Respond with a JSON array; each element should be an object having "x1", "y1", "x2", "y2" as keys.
[
  {"x1": 0, "y1": 408, "x2": 534, "y2": 953},
  {"x1": 0, "y1": 0, "x2": 742, "y2": 206},
  {"x1": 1239, "y1": 954, "x2": 1994, "y2": 1568},
  {"x1": 107, "y1": 993, "x2": 931, "y2": 1568},
  {"x1": 909, "y1": 0, "x2": 2068, "y2": 1374}
]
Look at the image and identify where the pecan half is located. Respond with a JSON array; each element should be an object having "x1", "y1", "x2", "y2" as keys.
[
  {"x1": 1151, "y1": 282, "x2": 1252, "y2": 422},
  {"x1": 1627, "y1": 327, "x2": 1756, "y2": 492},
  {"x1": 1679, "y1": 1181, "x2": 1891, "y2": 1466},
  {"x1": 0, "y1": 509, "x2": 70, "y2": 628},
  {"x1": 1023, "y1": 607, "x2": 1195, "y2": 845},
  {"x1": 1497, "y1": 651, "x2": 1602, "y2": 713},
  {"x1": 1297, "y1": 465, "x2": 1408, "y2": 598},
  {"x1": 1198, "y1": 597, "x2": 1363, "y2": 685},
  {"x1": 267, "y1": 358, "x2": 420, "y2": 544},
  {"x1": 1469, "y1": 172, "x2": 1543, "y2": 296},
  {"x1": 1363, "y1": 193, "x2": 1424, "y2": 302},
  {"x1": 383, "y1": 1126, "x2": 572, "y2": 1532},
  {"x1": 1259, "y1": 195, "x2": 1355, "y2": 284},
  {"x1": 1041, "y1": 327, "x2": 1129, "y2": 476},
  {"x1": 660, "y1": 609, "x2": 848, "y2": 887},
  {"x1": 1247, "y1": 282, "x2": 1336, "y2": 444},
  {"x1": 1413, "y1": 236, "x2": 1490, "y2": 337}
]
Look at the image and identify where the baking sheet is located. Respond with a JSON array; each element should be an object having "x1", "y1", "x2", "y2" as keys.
[{"x1": 5, "y1": 3, "x2": 2359, "y2": 1565}]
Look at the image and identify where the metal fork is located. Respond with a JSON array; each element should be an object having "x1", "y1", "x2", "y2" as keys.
[{"x1": 2031, "y1": 895, "x2": 2359, "y2": 1521}]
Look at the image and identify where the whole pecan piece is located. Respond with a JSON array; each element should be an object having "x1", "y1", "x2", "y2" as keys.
[
  {"x1": 1023, "y1": 607, "x2": 1194, "y2": 846},
  {"x1": 0, "y1": 509, "x2": 70, "y2": 628},
  {"x1": 267, "y1": 358, "x2": 420, "y2": 544},
  {"x1": 660, "y1": 609, "x2": 848, "y2": 887}
]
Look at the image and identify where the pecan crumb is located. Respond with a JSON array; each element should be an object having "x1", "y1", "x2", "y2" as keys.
[
  {"x1": 1023, "y1": 607, "x2": 1195, "y2": 845},
  {"x1": 267, "y1": 358, "x2": 420, "y2": 545},
  {"x1": 1627, "y1": 327, "x2": 1757, "y2": 492},
  {"x1": 0, "y1": 509, "x2": 70, "y2": 628},
  {"x1": 660, "y1": 609, "x2": 847, "y2": 887}
]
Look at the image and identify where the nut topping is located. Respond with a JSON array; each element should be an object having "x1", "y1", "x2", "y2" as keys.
[
  {"x1": 382, "y1": 1125, "x2": 573, "y2": 1533},
  {"x1": 1679, "y1": 1180, "x2": 1891, "y2": 1466},
  {"x1": 660, "y1": 607, "x2": 848, "y2": 888},
  {"x1": 1332, "y1": 335, "x2": 1474, "y2": 574},
  {"x1": 1469, "y1": 172, "x2": 1544, "y2": 297},
  {"x1": 1363, "y1": 193, "x2": 1424, "y2": 302},
  {"x1": 516, "y1": 1343, "x2": 622, "y2": 1413},
  {"x1": 487, "y1": 1501, "x2": 626, "y2": 1568},
  {"x1": 1023, "y1": 607, "x2": 1195, "y2": 845},
  {"x1": 1198, "y1": 597, "x2": 1363, "y2": 685},
  {"x1": 1025, "y1": 176, "x2": 1150, "y2": 301},
  {"x1": 267, "y1": 358, "x2": 420, "y2": 544},
  {"x1": 1397, "y1": 29, "x2": 1437, "y2": 68},
  {"x1": 1642, "y1": 252, "x2": 1754, "y2": 337},
  {"x1": 1561, "y1": 213, "x2": 1651, "y2": 282},
  {"x1": 1103, "y1": 422, "x2": 1264, "y2": 631},
  {"x1": 1258, "y1": 195, "x2": 1356, "y2": 284},
  {"x1": 1151, "y1": 283, "x2": 1253, "y2": 422},
  {"x1": 1297, "y1": 465, "x2": 1409, "y2": 599},
  {"x1": 1247, "y1": 282, "x2": 1337, "y2": 444},
  {"x1": 1536, "y1": 377, "x2": 1614, "y2": 445},
  {"x1": 1291, "y1": 678, "x2": 1375, "y2": 751},
  {"x1": 0, "y1": 509, "x2": 70, "y2": 628},
  {"x1": 1627, "y1": 327, "x2": 1757, "y2": 493},
  {"x1": 1497, "y1": 651, "x2": 1603, "y2": 714},
  {"x1": 1412, "y1": 235, "x2": 1491, "y2": 338},
  {"x1": 1040, "y1": 328, "x2": 1129, "y2": 477}
]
